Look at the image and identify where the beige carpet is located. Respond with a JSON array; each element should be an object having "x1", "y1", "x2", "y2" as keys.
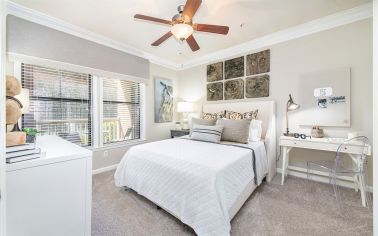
[{"x1": 92, "y1": 171, "x2": 372, "y2": 236}]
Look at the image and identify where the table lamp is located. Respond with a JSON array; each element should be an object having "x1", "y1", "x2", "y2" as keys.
[
  {"x1": 177, "y1": 101, "x2": 193, "y2": 130},
  {"x1": 284, "y1": 94, "x2": 300, "y2": 136}
]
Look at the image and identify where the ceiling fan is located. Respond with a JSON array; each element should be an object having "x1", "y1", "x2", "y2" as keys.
[{"x1": 134, "y1": 0, "x2": 229, "y2": 52}]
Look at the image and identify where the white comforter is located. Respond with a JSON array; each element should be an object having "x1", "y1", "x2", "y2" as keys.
[{"x1": 114, "y1": 138, "x2": 267, "y2": 236}]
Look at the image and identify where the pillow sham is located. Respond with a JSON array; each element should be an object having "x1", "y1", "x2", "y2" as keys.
[
  {"x1": 190, "y1": 124, "x2": 224, "y2": 143},
  {"x1": 201, "y1": 110, "x2": 226, "y2": 120},
  {"x1": 216, "y1": 119, "x2": 251, "y2": 144},
  {"x1": 249, "y1": 119, "x2": 262, "y2": 142},
  {"x1": 191, "y1": 117, "x2": 216, "y2": 127},
  {"x1": 225, "y1": 109, "x2": 258, "y2": 120}
]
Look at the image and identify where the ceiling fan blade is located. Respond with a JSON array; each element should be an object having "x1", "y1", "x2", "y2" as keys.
[
  {"x1": 134, "y1": 14, "x2": 172, "y2": 25},
  {"x1": 151, "y1": 32, "x2": 173, "y2": 46},
  {"x1": 182, "y1": 0, "x2": 202, "y2": 20},
  {"x1": 186, "y1": 35, "x2": 200, "y2": 52},
  {"x1": 193, "y1": 23, "x2": 229, "y2": 35}
]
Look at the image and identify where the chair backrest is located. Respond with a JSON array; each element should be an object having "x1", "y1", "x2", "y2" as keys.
[{"x1": 335, "y1": 136, "x2": 369, "y2": 171}]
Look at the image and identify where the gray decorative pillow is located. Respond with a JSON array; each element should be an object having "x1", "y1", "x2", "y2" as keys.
[
  {"x1": 191, "y1": 117, "x2": 216, "y2": 128},
  {"x1": 190, "y1": 124, "x2": 224, "y2": 143},
  {"x1": 216, "y1": 119, "x2": 251, "y2": 144},
  {"x1": 201, "y1": 111, "x2": 226, "y2": 120}
]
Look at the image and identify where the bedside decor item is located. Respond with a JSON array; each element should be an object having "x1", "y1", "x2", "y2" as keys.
[
  {"x1": 177, "y1": 101, "x2": 194, "y2": 129},
  {"x1": 207, "y1": 62, "x2": 223, "y2": 82},
  {"x1": 5, "y1": 75, "x2": 28, "y2": 146},
  {"x1": 225, "y1": 56, "x2": 244, "y2": 79},
  {"x1": 246, "y1": 74, "x2": 270, "y2": 98},
  {"x1": 246, "y1": 49, "x2": 270, "y2": 76},
  {"x1": 284, "y1": 94, "x2": 300, "y2": 136},
  {"x1": 224, "y1": 79, "x2": 244, "y2": 100},
  {"x1": 311, "y1": 126, "x2": 324, "y2": 138},
  {"x1": 207, "y1": 82, "x2": 223, "y2": 101},
  {"x1": 154, "y1": 77, "x2": 173, "y2": 123}
]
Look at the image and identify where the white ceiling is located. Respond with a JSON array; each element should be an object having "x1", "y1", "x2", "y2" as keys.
[{"x1": 9, "y1": 0, "x2": 370, "y2": 65}]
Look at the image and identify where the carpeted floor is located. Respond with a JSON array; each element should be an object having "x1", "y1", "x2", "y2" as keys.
[{"x1": 92, "y1": 171, "x2": 372, "y2": 236}]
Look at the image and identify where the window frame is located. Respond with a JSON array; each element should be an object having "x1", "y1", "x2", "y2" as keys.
[{"x1": 13, "y1": 58, "x2": 146, "y2": 150}]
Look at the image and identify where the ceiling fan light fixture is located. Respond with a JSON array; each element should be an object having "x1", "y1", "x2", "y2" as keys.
[{"x1": 171, "y1": 23, "x2": 193, "y2": 40}]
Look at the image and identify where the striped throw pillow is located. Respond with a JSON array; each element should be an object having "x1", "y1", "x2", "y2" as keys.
[{"x1": 190, "y1": 124, "x2": 224, "y2": 143}]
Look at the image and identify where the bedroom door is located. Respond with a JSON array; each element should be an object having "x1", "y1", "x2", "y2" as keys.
[{"x1": 0, "y1": 0, "x2": 6, "y2": 235}]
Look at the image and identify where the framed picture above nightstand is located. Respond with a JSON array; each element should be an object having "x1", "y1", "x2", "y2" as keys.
[{"x1": 170, "y1": 129, "x2": 190, "y2": 138}]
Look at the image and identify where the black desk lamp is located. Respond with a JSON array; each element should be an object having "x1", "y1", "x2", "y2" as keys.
[{"x1": 284, "y1": 94, "x2": 300, "y2": 136}]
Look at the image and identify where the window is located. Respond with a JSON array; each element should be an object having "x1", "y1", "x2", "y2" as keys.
[
  {"x1": 21, "y1": 63, "x2": 92, "y2": 146},
  {"x1": 102, "y1": 78, "x2": 141, "y2": 144}
]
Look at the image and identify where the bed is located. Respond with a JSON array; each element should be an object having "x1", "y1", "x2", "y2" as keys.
[{"x1": 114, "y1": 101, "x2": 276, "y2": 236}]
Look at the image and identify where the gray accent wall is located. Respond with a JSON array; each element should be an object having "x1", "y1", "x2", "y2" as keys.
[{"x1": 7, "y1": 15, "x2": 149, "y2": 78}]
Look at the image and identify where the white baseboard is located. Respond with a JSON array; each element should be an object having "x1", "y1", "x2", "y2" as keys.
[
  {"x1": 92, "y1": 164, "x2": 118, "y2": 175},
  {"x1": 277, "y1": 165, "x2": 373, "y2": 192}
]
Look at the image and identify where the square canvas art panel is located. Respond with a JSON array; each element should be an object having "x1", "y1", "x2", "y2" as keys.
[
  {"x1": 224, "y1": 79, "x2": 244, "y2": 100},
  {"x1": 246, "y1": 49, "x2": 270, "y2": 76},
  {"x1": 225, "y1": 56, "x2": 244, "y2": 79},
  {"x1": 246, "y1": 74, "x2": 270, "y2": 98},
  {"x1": 154, "y1": 78, "x2": 173, "y2": 123},
  {"x1": 207, "y1": 82, "x2": 223, "y2": 101},
  {"x1": 207, "y1": 62, "x2": 223, "y2": 82}
]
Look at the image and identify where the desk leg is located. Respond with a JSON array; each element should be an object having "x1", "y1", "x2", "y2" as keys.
[{"x1": 281, "y1": 147, "x2": 291, "y2": 185}]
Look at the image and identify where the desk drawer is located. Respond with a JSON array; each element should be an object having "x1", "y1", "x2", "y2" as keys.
[{"x1": 280, "y1": 139, "x2": 301, "y2": 147}]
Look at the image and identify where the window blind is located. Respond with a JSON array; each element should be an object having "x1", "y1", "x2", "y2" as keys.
[
  {"x1": 21, "y1": 63, "x2": 92, "y2": 146},
  {"x1": 102, "y1": 78, "x2": 141, "y2": 144}
]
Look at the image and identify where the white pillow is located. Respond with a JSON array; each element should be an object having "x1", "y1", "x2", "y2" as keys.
[{"x1": 249, "y1": 120, "x2": 262, "y2": 142}]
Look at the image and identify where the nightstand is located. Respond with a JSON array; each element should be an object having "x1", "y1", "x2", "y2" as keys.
[{"x1": 170, "y1": 129, "x2": 190, "y2": 138}]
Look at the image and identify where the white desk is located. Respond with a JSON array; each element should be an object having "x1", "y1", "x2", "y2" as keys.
[{"x1": 280, "y1": 136, "x2": 371, "y2": 206}]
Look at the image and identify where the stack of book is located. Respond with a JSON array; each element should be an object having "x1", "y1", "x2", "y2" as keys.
[{"x1": 6, "y1": 143, "x2": 42, "y2": 164}]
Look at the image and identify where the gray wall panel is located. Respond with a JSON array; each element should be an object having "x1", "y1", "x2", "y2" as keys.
[{"x1": 7, "y1": 15, "x2": 149, "y2": 79}]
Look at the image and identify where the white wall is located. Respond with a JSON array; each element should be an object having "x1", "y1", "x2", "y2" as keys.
[
  {"x1": 92, "y1": 63, "x2": 179, "y2": 170},
  {"x1": 178, "y1": 19, "x2": 373, "y2": 182}
]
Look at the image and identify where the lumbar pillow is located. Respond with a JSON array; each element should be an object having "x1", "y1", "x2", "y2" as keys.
[
  {"x1": 249, "y1": 119, "x2": 262, "y2": 142},
  {"x1": 216, "y1": 119, "x2": 251, "y2": 144},
  {"x1": 190, "y1": 124, "x2": 224, "y2": 143}
]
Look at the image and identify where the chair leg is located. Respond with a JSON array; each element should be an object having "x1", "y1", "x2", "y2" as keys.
[
  {"x1": 353, "y1": 175, "x2": 359, "y2": 192},
  {"x1": 331, "y1": 172, "x2": 342, "y2": 213}
]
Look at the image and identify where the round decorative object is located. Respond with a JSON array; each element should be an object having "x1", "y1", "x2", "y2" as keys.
[
  {"x1": 311, "y1": 126, "x2": 324, "y2": 138},
  {"x1": 6, "y1": 75, "x2": 21, "y2": 96},
  {"x1": 6, "y1": 99, "x2": 22, "y2": 124}
]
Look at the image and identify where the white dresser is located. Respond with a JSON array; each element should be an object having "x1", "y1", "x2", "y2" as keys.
[{"x1": 6, "y1": 135, "x2": 92, "y2": 236}]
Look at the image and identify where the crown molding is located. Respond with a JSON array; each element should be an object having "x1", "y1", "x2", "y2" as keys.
[
  {"x1": 178, "y1": 2, "x2": 373, "y2": 70},
  {"x1": 5, "y1": 1, "x2": 180, "y2": 70},
  {"x1": 5, "y1": 1, "x2": 372, "y2": 72}
]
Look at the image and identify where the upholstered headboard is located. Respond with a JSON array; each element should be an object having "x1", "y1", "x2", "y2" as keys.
[{"x1": 202, "y1": 101, "x2": 277, "y2": 182}]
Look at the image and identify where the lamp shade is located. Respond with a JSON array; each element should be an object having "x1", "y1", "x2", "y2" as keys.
[
  {"x1": 171, "y1": 23, "x2": 193, "y2": 40},
  {"x1": 287, "y1": 94, "x2": 300, "y2": 111},
  {"x1": 14, "y1": 88, "x2": 30, "y2": 113},
  {"x1": 177, "y1": 102, "x2": 194, "y2": 113}
]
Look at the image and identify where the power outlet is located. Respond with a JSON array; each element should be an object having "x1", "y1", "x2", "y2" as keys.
[{"x1": 103, "y1": 150, "x2": 109, "y2": 157}]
